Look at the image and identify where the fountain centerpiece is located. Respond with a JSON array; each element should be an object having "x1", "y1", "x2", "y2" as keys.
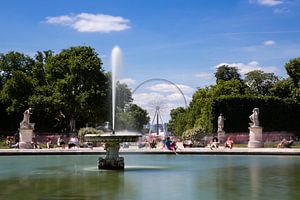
[{"x1": 85, "y1": 46, "x2": 141, "y2": 170}]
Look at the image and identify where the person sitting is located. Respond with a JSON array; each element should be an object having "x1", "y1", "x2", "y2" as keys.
[
  {"x1": 150, "y1": 139, "x2": 157, "y2": 149},
  {"x1": 31, "y1": 138, "x2": 41, "y2": 149},
  {"x1": 277, "y1": 137, "x2": 294, "y2": 148},
  {"x1": 286, "y1": 137, "x2": 295, "y2": 148},
  {"x1": 209, "y1": 136, "x2": 219, "y2": 150},
  {"x1": 163, "y1": 137, "x2": 178, "y2": 154},
  {"x1": 224, "y1": 137, "x2": 234, "y2": 149},
  {"x1": 5, "y1": 136, "x2": 12, "y2": 146},
  {"x1": 57, "y1": 136, "x2": 66, "y2": 149},
  {"x1": 68, "y1": 135, "x2": 79, "y2": 149},
  {"x1": 46, "y1": 138, "x2": 53, "y2": 149}
]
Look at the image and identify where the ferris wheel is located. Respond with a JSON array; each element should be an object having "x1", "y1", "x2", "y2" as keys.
[{"x1": 132, "y1": 78, "x2": 188, "y2": 136}]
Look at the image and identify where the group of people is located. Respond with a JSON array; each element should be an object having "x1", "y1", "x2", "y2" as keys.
[
  {"x1": 44, "y1": 135, "x2": 78, "y2": 149},
  {"x1": 209, "y1": 136, "x2": 234, "y2": 150},
  {"x1": 5, "y1": 134, "x2": 79, "y2": 149}
]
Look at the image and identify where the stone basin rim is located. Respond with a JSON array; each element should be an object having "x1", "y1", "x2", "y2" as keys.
[{"x1": 84, "y1": 132, "x2": 142, "y2": 142}]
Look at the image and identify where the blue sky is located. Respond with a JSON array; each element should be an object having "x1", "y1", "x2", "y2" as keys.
[{"x1": 1, "y1": 0, "x2": 300, "y2": 122}]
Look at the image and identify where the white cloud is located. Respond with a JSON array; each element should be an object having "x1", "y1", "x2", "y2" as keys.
[
  {"x1": 146, "y1": 83, "x2": 194, "y2": 94},
  {"x1": 119, "y1": 78, "x2": 136, "y2": 85},
  {"x1": 45, "y1": 13, "x2": 130, "y2": 33},
  {"x1": 133, "y1": 93, "x2": 164, "y2": 106},
  {"x1": 252, "y1": 0, "x2": 284, "y2": 6},
  {"x1": 215, "y1": 61, "x2": 277, "y2": 75},
  {"x1": 133, "y1": 92, "x2": 191, "y2": 122},
  {"x1": 194, "y1": 72, "x2": 213, "y2": 79},
  {"x1": 274, "y1": 7, "x2": 289, "y2": 14},
  {"x1": 46, "y1": 15, "x2": 73, "y2": 24},
  {"x1": 263, "y1": 40, "x2": 276, "y2": 46}
]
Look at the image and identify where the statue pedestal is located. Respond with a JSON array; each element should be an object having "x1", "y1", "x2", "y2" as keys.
[
  {"x1": 248, "y1": 126, "x2": 264, "y2": 148},
  {"x1": 218, "y1": 131, "x2": 226, "y2": 143},
  {"x1": 19, "y1": 128, "x2": 33, "y2": 149},
  {"x1": 98, "y1": 142, "x2": 124, "y2": 170}
]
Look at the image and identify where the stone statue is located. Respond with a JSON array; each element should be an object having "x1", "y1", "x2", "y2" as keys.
[
  {"x1": 20, "y1": 108, "x2": 32, "y2": 128},
  {"x1": 217, "y1": 114, "x2": 225, "y2": 132},
  {"x1": 249, "y1": 108, "x2": 259, "y2": 127}
]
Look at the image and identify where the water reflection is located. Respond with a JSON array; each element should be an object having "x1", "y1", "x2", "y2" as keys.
[{"x1": 0, "y1": 155, "x2": 300, "y2": 200}]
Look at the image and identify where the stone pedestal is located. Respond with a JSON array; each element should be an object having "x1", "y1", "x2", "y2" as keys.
[
  {"x1": 98, "y1": 142, "x2": 124, "y2": 170},
  {"x1": 248, "y1": 126, "x2": 264, "y2": 148},
  {"x1": 19, "y1": 128, "x2": 33, "y2": 149},
  {"x1": 218, "y1": 130, "x2": 226, "y2": 143}
]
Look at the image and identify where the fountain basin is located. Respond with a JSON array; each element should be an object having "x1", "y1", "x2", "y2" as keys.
[
  {"x1": 85, "y1": 132, "x2": 141, "y2": 143},
  {"x1": 85, "y1": 131, "x2": 141, "y2": 170}
]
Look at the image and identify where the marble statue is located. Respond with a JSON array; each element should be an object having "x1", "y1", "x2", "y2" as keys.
[
  {"x1": 249, "y1": 108, "x2": 259, "y2": 127},
  {"x1": 217, "y1": 114, "x2": 225, "y2": 132},
  {"x1": 20, "y1": 108, "x2": 32, "y2": 129}
]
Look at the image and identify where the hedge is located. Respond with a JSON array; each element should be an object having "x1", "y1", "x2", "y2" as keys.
[{"x1": 211, "y1": 96, "x2": 300, "y2": 133}]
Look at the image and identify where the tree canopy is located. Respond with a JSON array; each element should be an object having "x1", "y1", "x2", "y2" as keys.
[
  {"x1": 215, "y1": 65, "x2": 241, "y2": 83},
  {"x1": 169, "y1": 59, "x2": 300, "y2": 137},
  {"x1": 244, "y1": 70, "x2": 279, "y2": 96},
  {"x1": 0, "y1": 46, "x2": 149, "y2": 133}
]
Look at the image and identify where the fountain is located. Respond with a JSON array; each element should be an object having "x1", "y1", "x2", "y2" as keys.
[{"x1": 85, "y1": 46, "x2": 141, "y2": 170}]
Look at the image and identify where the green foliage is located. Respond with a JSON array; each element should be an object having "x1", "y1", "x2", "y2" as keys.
[
  {"x1": 78, "y1": 127, "x2": 104, "y2": 142},
  {"x1": 0, "y1": 52, "x2": 35, "y2": 114},
  {"x1": 0, "y1": 51, "x2": 34, "y2": 83},
  {"x1": 116, "y1": 104, "x2": 149, "y2": 131},
  {"x1": 211, "y1": 96, "x2": 300, "y2": 132},
  {"x1": 182, "y1": 126, "x2": 206, "y2": 140},
  {"x1": 31, "y1": 46, "x2": 109, "y2": 131},
  {"x1": 0, "y1": 46, "x2": 110, "y2": 132},
  {"x1": 215, "y1": 65, "x2": 241, "y2": 83},
  {"x1": 244, "y1": 70, "x2": 279, "y2": 96},
  {"x1": 169, "y1": 107, "x2": 188, "y2": 137},
  {"x1": 1, "y1": 71, "x2": 34, "y2": 113},
  {"x1": 168, "y1": 107, "x2": 185, "y2": 132},
  {"x1": 170, "y1": 58, "x2": 300, "y2": 136},
  {"x1": 116, "y1": 82, "x2": 133, "y2": 110},
  {"x1": 270, "y1": 78, "x2": 294, "y2": 99},
  {"x1": 285, "y1": 58, "x2": 300, "y2": 86},
  {"x1": 210, "y1": 80, "x2": 247, "y2": 96}
]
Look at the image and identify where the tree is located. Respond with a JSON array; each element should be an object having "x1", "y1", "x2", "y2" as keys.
[
  {"x1": 1, "y1": 71, "x2": 34, "y2": 113},
  {"x1": 215, "y1": 65, "x2": 241, "y2": 83},
  {"x1": 285, "y1": 58, "x2": 300, "y2": 86},
  {"x1": 116, "y1": 82, "x2": 133, "y2": 110},
  {"x1": 0, "y1": 52, "x2": 35, "y2": 114},
  {"x1": 244, "y1": 70, "x2": 279, "y2": 96},
  {"x1": 270, "y1": 78, "x2": 294, "y2": 99},
  {"x1": 0, "y1": 51, "x2": 34, "y2": 83},
  {"x1": 210, "y1": 79, "x2": 247, "y2": 97},
  {"x1": 168, "y1": 107, "x2": 186, "y2": 132},
  {"x1": 116, "y1": 103, "x2": 149, "y2": 131},
  {"x1": 31, "y1": 46, "x2": 109, "y2": 132}
]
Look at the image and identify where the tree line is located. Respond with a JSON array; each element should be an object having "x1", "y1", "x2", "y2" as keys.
[
  {"x1": 0, "y1": 46, "x2": 149, "y2": 133},
  {"x1": 169, "y1": 58, "x2": 300, "y2": 138}
]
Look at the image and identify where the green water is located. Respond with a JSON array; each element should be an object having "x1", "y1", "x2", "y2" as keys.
[{"x1": 0, "y1": 155, "x2": 299, "y2": 200}]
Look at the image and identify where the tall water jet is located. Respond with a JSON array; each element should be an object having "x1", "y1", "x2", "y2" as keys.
[
  {"x1": 85, "y1": 46, "x2": 141, "y2": 170},
  {"x1": 111, "y1": 46, "x2": 122, "y2": 132}
]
